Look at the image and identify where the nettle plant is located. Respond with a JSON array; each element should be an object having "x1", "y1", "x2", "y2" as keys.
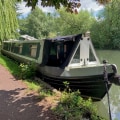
[
  {"x1": 19, "y1": 62, "x2": 36, "y2": 79},
  {"x1": 53, "y1": 82, "x2": 106, "y2": 120}
]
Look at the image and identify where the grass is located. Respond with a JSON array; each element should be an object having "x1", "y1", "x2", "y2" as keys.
[
  {"x1": 0, "y1": 54, "x2": 53, "y2": 97},
  {"x1": 24, "y1": 80, "x2": 40, "y2": 91},
  {"x1": 24, "y1": 79, "x2": 54, "y2": 97},
  {"x1": 0, "y1": 54, "x2": 20, "y2": 77}
]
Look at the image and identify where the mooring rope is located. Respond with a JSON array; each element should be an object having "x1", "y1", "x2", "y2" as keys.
[{"x1": 103, "y1": 60, "x2": 112, "y2": 120}]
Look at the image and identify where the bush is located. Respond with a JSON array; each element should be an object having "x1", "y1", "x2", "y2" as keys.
[
  {"x1": 53, "y1": 90, "x2": 106, "y2": 120},
  {"x1": 19, "y1": 62, "x2": 36, "y2": 79}
]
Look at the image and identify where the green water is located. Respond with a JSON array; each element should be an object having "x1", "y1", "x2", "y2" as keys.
[
  {"x1": 97, "y1": 50, "x2": 120, "y2": 72},
  {"x1": 97, "y1": 50, "x2": 120, "y2": 120}
]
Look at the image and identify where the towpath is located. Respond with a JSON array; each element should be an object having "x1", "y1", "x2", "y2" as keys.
[{"x1": 0, "y1": 64, "x2": 57, "y2": 120}]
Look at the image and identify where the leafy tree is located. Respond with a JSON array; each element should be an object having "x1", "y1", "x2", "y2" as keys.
[
  {"x1": 90, "y1": 20, "x2": 109, "y2": 49},
  {"x1": 19, "y1": 7, "x2": 55, "y2": 39},
  {"x1": 54, "y1": 8, "x2": 95, "y2": 35},
  {"x1": 90, "y1": 0, "x2": 120, "y2": 49},
  {"x1": 0, "y1": 0, "x2": 19, "y2": 42},
  {"x1": 18, "y1": 18, "x2": 27, "y2": 35},
  {"x1": 105, "y1": 0, "x2": 120, "y2": 49}
]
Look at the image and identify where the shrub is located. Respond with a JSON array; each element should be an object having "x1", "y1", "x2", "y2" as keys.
[
  {"x1": 53, "y1": 90, "x2": 106, "y2": 120},
  {"x1": 19, "y1": 62, "x2": 36, "y2": 79}
]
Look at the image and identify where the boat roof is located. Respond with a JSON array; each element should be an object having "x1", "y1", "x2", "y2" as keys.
[
  {"x1": 20, "y1": 35, "x2": 37, "y2": 40},
  {"x1": 45, "y1": 34, "x2": 82, "y2": 42}
]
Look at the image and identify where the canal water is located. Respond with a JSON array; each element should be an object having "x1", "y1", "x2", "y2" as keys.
[
  {"x1": 96, "y1": 50, "x2": 120, "y2": 120},
  {"x1": 102, "y1": 85, "x2": 120, "y2": 120}
]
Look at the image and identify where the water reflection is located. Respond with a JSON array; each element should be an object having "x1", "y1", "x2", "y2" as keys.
[
  {"x1": 102, "y1": 85, "x2": 120, "y2": 120},
  {"x1": 96, "y1": 50, "x2": 120, "y2": 120}
]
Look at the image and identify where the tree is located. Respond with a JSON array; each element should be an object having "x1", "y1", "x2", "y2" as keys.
[
  {"x1": 0, "y1": 0, "x2": 19, "y2": 42},
  {"x1": 105, "y1": 0, "x2": 120, "y2": 49},
  {"x1": 19, "y1": 7, "x2": 55, "y2": 38},
  {"x1": 90, "y1": 0, "x2": 120, "y2": 49},
  {"x1": 54, "y1": 8, "x2": 95, "y2": 35}
]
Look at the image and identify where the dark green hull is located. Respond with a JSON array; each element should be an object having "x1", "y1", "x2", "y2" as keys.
[{"x1": 36, "y1": 71, "x2": 113, "y2": 101}]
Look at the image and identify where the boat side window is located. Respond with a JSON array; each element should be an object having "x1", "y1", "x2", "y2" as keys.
[
  {"x1": 3, "y1": 43, "x2": 8, "y2": 50},
  {"x1": 71, "y1": 45, "x2": 80, "y2": 63},
  {"x1": 50, "y1": 44, "x2": 56, "y2": 56},
  {"x1": 13, "y1": 43, "x2": 20, "y2": 53},
  {"x1": 30, "y1": 44, "x2": 37, "y2": 57},
  {"x1": 47, "y1": 41, "x2": 74, "y2": 67},
  {"x1": 19, "y1": 44, "x2": 23, "y2": 54},
  {"x1": 47, "y1": 43, "x2": 57, "y2": 66},
  {"x1": 4, "y1": 42, "x2": 11, "y2": 51},
  {"x1": 57, "y1": 43, "x2": 65, "y2": 64},
  {"x1": 11, "y1": 43, "x2": 15, "y2": 52}
]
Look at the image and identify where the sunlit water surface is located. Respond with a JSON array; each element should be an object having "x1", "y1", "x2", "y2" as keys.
[{"x1": 96, "y1": 50, "x2": 120, "y2": 120}]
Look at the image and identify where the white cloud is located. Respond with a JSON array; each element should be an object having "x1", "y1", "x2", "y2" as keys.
[
  {"x1": 17, "y1": 2, "x2": 31, "y2": 14},
  {"x1": 37, "y1": 1, "x2": 55, "y2": 13},
  {"x1": 80, "y1": 0, "x2": 104, "y2": 11}
]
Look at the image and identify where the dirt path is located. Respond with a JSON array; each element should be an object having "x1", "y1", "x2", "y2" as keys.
[{"x1": 0, "y1": 64, "x2": 57, "y2": 120}]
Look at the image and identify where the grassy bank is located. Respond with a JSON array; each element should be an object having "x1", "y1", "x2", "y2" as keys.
[{"x1": 0, "y1": 54, "x2": 20, "y2": 76}]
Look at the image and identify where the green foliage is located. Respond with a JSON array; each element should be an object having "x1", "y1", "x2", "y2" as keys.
[
  {"x1": 18, "y1": 7, "x2": 95, "y2": 38},
  {"x1": 63, "y1": 81, "x2": 70, "y2": 90},
  {"x1": 25, "y1": 79, "x2": 40, "y2": 91},
  {"x1": 25, "y1": 78, "x2": 54, "y2": 97},
  {"x1": 53, "y1": 90, "x2": 106, "y2": 120},
  {"x1": 19, "y1": 62, "x2": 36, "y2": 79},
  {"x1": 91, "y1": 0, "x2": 120, "y2": 49},
  {"x1": 0, "y1": 0, "x2": 19, "y2": 41},
  {"x1": 0, "y1": 54, "x2": 20, "y2": 77},
  {"x1": 55, "y1": 8, "x2": 95, "y2": 36},
  {"x1": 19, "y1": 7, "x2": 55, "y2": 39},
  {"x1": 0, "y1": 54, "x2": 53, "y2": 97}
]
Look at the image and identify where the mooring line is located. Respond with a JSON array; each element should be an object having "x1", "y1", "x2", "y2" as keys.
[{"x1": 103, "y1": 60, "x2": 112, "y2": 120}]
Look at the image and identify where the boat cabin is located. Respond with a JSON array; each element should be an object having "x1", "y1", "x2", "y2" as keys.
[{"x1": 43, "y1": 33, "x2": 99, "y2": 68}]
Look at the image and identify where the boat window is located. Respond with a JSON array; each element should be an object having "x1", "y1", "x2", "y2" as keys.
[
  {"x1": 30, "y1": 45, "x2": 37, "y2": 57},
  {"x1": 47, "y1": 41, "x2": 74, "y2": 67},
  {"x1": 89, "y1": 46, "x2": 96, "y2": 61},
  {"x1": 19, "y1": 44, "x2": 23, "y2": 54},
  {"x1": 71, "y1": 45, "x2": 80, "y2": 63},
  {"x1": 3, "y1": 43, "x2": 10, "y2": 51},
  {"x1": 3, "y1": 43, "x2": 7, "y2": 50},
  {"x1": 47, "y1": 43, "x2": 57, "y2": 66},
  {"x1": 11, "y1": 43, "x2": 20, "y2": 53},
  {"x1": 50, "y1": 44, "x2": 57, "y2": 56}
]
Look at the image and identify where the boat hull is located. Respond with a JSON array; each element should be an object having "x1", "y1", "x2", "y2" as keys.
[{"x1": 37, "y1": 65, "x2": 115, "y2": 101}]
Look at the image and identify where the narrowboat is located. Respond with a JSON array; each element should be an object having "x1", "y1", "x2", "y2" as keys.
[{"x1": 1, "y1": 33, "x2": 120, "y2": 101}]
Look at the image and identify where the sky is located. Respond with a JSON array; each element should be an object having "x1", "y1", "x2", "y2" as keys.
[{"x1": 17, "y1": 0, "x2": 104, "y2": 18}]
